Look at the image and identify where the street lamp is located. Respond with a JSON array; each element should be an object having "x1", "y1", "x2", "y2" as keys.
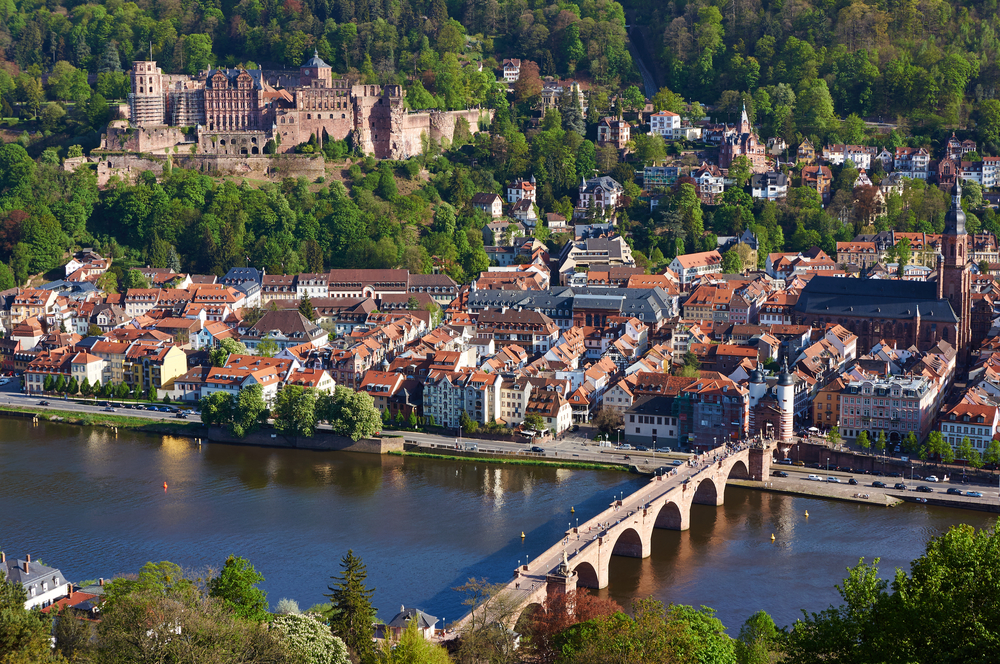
[{"x1": 826, "y1": 457, "x2": 830, "y2": 473}]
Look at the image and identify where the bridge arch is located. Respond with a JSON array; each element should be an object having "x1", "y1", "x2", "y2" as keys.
[
  {"x1": 514, "y1": 602, "x2": 543, "y2": 636},
  {"x1": 652, "y1": 500, "x2": 687, "y2": 531},
  {"x1": 693, "y1": 477, "x2": 723, "y2": 506},
  {"x1": 574, "y1": 562, "x2": 599, "y2": 589},
  {"x1": 610, "y1": 526, "x2": 648, "y2": 558},
  {"x1": 727, "y1": 459, "x2": 750, "y2": 480}
]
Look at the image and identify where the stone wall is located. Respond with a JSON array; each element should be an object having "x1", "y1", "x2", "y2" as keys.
[
  {"x1": 205, "y1": 426, "x2": 403, "y2": 453},
  {"x1": 102, "y1": 123, "x2": 196, "y2": 154},
  {"x1": 399, "y1": 109, "x2": 492, "y2": 157},
  {"x1": 93, "y1": 152, "x2": 324, "y2": 185}
]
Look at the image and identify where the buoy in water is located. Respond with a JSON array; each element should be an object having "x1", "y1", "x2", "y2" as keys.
[
  {"x1": 570, "y1": 506, "x2": 575, "y2": 513},
  {"x1": 163, "y1": 481, "x2": 168, "y2": 491},
  {"x1": 804, "y1": 510, "x2": 809, "y2": 517},
  {"x1": 771, "y1": 533, "x2": 775, "y2": 541},
  {"x1": 521, "y1": 531, "x2": 525, "y2": 539}
]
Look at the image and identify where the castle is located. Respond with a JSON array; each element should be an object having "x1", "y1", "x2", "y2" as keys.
[
  {"x1": 719, "y1": 104, "x2": 768, "y2": 172},
  {"x1": 123, "y1": 53, "x2": 489, "y2": 160}
]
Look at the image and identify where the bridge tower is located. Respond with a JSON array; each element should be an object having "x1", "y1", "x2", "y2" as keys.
[{"x1": 776, "y1": 361, "x2": 795, "y2": 441}]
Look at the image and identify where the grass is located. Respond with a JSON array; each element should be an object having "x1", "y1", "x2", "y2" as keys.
[
  {"x1": 388, "y1": 450, "x2": 628, "y2": 472},
  {"x1": 0, "y1": 406, "x2": 203, "y2": 435}
]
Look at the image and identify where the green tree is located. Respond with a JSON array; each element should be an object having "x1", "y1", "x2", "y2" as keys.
[
  {"x1": 652, "y1": 86, "x2": 685, "y2": 113},
  {"x1": 231, "y1": 384, "x2": 267, "y2": 438},
  {"x1": 324, "y1": 550, "x2": 377, "y2": 664},
  {"x1": 978, "y1": 99, "x2": 1000, "y2": 145},
  {"x1": 207, "y1": 555, "x2": 270, "y2": 623},
  {"x1": 121, "y1": 269, "x2": 151, "y2": 290},
  {"x1": 0, "y1": 568, "x2": 53, "y2": 660},
  {"x1": 96, "y1": 271, "x2": 118, "y2": 294},
  {"x1": 459, "y1": 409, "x2": 479, "y2": 435},
  {"x1": 53, "y1": 604, "x2": 93, "y2": 660},
  {"x1": 148, "y1": 385, "x2": 158, "y2": 402},
  {"x1": 257, "y1": 336, "x2": 279, "y2": 358},
  {"x1": 956, "y1": 436, "x2": 975, "y2": 464},
  {"x1": 623, "y1": 85, "x2": 645, "y2": 113},
  {"x1": 876, "y1": 430, "x2": 887, "y2": 456},
  {"x1": 722, "y1": 249, "x2": 744, "y2": 274},
  {"x1": 380, "y1": 616, "x2": 451, "y2": 663},
  {"x1": 828, "y1": 426, "x2": 841, "y2": 446},
  {"x1": 904, "y1": 431, "x2": 919, "y2": 453},
  {"x1": 200, "y1": 391, "x2": 235, "y2": 428},
  {"x1": 985, "y1": 439, "x2": 1000, "y2": 468},
  {"x1": 54, "y1": 374, "x2": 66, "y2": 394},
  {"x1": 729, "y1": 155, "x2": 752, "y2": 188},
  {"x1": 736, "y1": 610, "x2": 782, "y2": 664},
  {"x1": 318, "y1": 386, "x2": 382, "y2": 441},
  {"x1": 67, "y1": 377, "x2": 79, "y2": 395},
  {"x1": 523, "y1": 412, "x2": 545, "y2": 431},
  {"x1": 80, "y1": 377, "x2": 92, "y2": 398},
  {"x1": 857, "y1": 430, "x2": 870, "y2": 451},
  {"x1": 298, "y1": 295, "x2": 316, "y2": 322},
  {"x1": 271, "y1": 613, "x2": 350, "y2": 664},
  {"x1": 210, "y1": 338, "x2": 248, "y2": 367},
  {"x1": 273, "y1": 385, "x2": 318, "y2": 438}
]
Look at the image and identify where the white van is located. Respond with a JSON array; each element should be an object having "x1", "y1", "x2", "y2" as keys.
[{"x1": 807, "y1": 474, "x2": 822, "y2": 481}]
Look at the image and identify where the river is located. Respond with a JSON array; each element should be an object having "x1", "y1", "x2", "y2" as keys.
[{"x1": 1, "y1": 421, "x2": 994, "y2": 631}]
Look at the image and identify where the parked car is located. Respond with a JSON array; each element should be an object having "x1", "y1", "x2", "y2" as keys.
[
  {"x1": 778, "y1": 459, "x2": 793, "y2": 465},
  {"x1": 872, "y1": 481, "x2": 887, "y2": 488},
  {"x1": 946, "y1": 488, "x2": 964, "y2": 496},
  {"x1": 894, "y1": 483, "x2": 908, "y2": 490},
  {"x1": 915, "y1": 485, "x2": 933, "y2": 493},
  {"x1": 619, "y1": 444, "x2": 633, "y2": 450},
  {"x1": 793, "y1": 461, "x2": 806, "y2": 467},
  {"x1": 967, "y1": 491, "x2": 983, "y2": 497},
  {"x1": 571, "y1": 424, "x2": 579, "y2": 432},
  {"x1": 925, "y1": 475, "x2": 939, "y2": 482},
  {"x1": 848, "y1": 478, "x2": 858, "y2": 485},
  {"x1": 773, "y1": 470, "x2": 789, "y2": 478},
  {"x1": 636, "y1": 446, "x2": 649, "y2": 452}
]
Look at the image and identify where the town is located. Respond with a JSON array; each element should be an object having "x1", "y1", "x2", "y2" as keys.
[{"x1": 4, "y1": 1, "x2": 1000, "y2": 660}]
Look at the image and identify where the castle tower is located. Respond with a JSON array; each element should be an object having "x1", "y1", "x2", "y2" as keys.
[
  {"x1": 738, "y1": 102, "x2": 752, "y2": 135},
  {"x1": 936, "y1": 180, "x2": 972, "y2": 364},
  {"x1": 128, "y1": 61, "x2": 165, "y2": 126},
  {"x1": 775, "y1": 361, "x2": 795, "y2": 441},
  {"x1": 747, "y1": 363, "x2": 767, "y2": 435},
  {"x1": 300, "y1": 50, "x2": 333, "y2": 89}
]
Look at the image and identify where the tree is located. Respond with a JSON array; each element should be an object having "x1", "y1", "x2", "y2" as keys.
[
  {"x1": 0, "y1": 569, "x2": 52, "y2": 660},
  {"x1": 53, "y1": 605, "x2": 93, "y2": 660},
  {"x1": 729, "y1": 155, "x2": 752, "y2": 188},
  {"x1": 722, "y1": 249, "x2": 744, "y2": 274},
  {"x1": 273, "y1": 385, "x2": 318, "y2": 438},
  {"x1": 67, "y1": 377, "x2": 79, "y2": 395},
  {"x1": 54, "y1": 374, "x2": 66, "y2": 394},
  {"x1": 454, "y1": 577, "x2": 525, "y2": 664},
  {"x1": 828, "y1": 426, "x2": 841, "y2": 446},
  {"x1": 318, "y1": 386, "x2": 382, "y2": 441},
  {"x1": 80, "y1": 377, "x2": 92, "y2": 398},
  {"x1": 592, "y1": 407, "x2": 623, "y2": 435},
  {"x1": 257, "y1": 336, "x2": 279, "y2": 358},
  {"x1": 652, "y1": 86, "x2": 685, "y2": 113},
  {"x1": 459, "y1": 409, "x2": 479, "y2": 435},
  {"x1": 200, "y1": 391, "x2": 235, "y2": 428},
  {"x1": 985, "y1": 439, "x2": 1000, "y2": 468},
  {"x1": 210, "y1": 338, "x2": 248, "y2": 366},
  {"x1": 623, "y1": 85, "x2": 646, "y2": 113},
  {"x1": 298, "y1": 296, "x2": 316, "y2": 322},
  {"x1": 523, "y1": 412, "x2": 545, "y2": 431},
  {"x1": 513, "y1": 61, "x2": 542, "y2": 103},
  {"x1": 956, "y1": 436, "x2": 975, "y2": 464},
  {"x1": 121, "y1": 269, "x2": 151, "y2": 291},
  {"x1": 208, "y1": 555, "x2": 270, "y2": 623},
  {"x1": 525, "y1": 589, "x2": 622, "y2": 663},
  {"x1": 904, "y1": 431, "x2": 919, "y2": 453},
  {"x1": 148, "y1": 385, "x2": 158, "y2": 402},
  {"x1": 978, "y1": 99, "x2": 1000, "y2": 145},
  {"x1": 232, "y1": 384, "x2": 267, "y2": 438},
  {"x1": 857, "y1": 430, "x2": 870, "y2": 451},
  {"x1": 96, "y1": 271, "x2": 118, "y2": 294},
  {"x1": 272, "y1": 613, "x2": 349, "y2": 664},
  {"x1": 379, "y1": 616, "x2": 451, "y2": 664},
  {"x1": 876, "y1": 430, "x2": 887, "y2": 456},
  {"x1": 736, "y1": 610, "x2": 782, "y2": 664},
  {"x1": 324, "y1": 550, "x2": 376, "y2": 664}
]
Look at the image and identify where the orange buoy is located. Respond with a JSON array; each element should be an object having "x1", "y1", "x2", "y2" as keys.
[{"x1": 163, "y1": 481, "x2": 168, "y2": 491}]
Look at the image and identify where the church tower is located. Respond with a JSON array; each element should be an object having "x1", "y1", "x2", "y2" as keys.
[{"x1": 937, "y1": 179, "x2": 972, "y2": 364}]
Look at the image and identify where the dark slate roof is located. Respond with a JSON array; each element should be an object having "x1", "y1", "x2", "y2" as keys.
[
  {"x1": 794, "y1": 276, "x2": 959, "y2": 323},
  {"x1": 220, "y1": 268, "x2": 263, "y2": 286},
  {"x1": 467, "y1": 287, "x2": 673, "y2": 322},
  {"x1": 302, "y1": 51, "x2": 331, "y2": 69},
  {"x1": 387, "y1": 607, "x2": 438, "y2": 630},
  {"x1": 207, "y1": 68, "x2": 266, "y2": 90},
  {"x1": 1, "y1": 556, "x2": 66, "y2": 597}
]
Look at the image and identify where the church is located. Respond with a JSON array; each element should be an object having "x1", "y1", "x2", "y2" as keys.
[
  {"x1": 794, "y1": 181, "x2": 972, "y2": 364},
  {"x1": 719, "y1": 104, "x2": 768, "y2": 172}
]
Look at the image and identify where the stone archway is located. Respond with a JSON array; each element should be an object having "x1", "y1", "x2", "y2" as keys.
[
  {"x1": 727, "y1": 459, "x2": 750, "y2": 480},
  {"x1": 692, "y1": 477, "x2": 720, "y2": 506},
  {"x1": 514, "y1": 602, "x2": 543, "y2": 636},
  {"x1": 652, "y1": 501, "x2": 684, "y2": 530},
  {"x1": 574, "y1": 562, "x2": 599, "y2": 588},
  {"x1": 610, "y1": 527, "x2": 644, "y2": 558}
]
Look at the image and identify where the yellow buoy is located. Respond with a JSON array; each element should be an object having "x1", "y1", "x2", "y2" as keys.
[
  {"x1": 570, "y1": 506, "x2": 575, "y2": 513},
  {"x1": 771, "y1": 533, "x2": 775, "y2": 541},
  {"x1": 521, "y1": 531, "x2": 525, "y2": 539},
  {"x1": 804, "y1": 510, "x2": 809, "y2": 518}
]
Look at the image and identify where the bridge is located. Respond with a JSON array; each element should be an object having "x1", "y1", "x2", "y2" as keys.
[{"x1": 453, "y1": 441, "x2": 773, "y2": 631}]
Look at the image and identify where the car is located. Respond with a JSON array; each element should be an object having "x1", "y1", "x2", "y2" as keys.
[
  {"x1": 915, "y1": 485, "x2": 933, "y2": 493},
  {"x1": 146, "y1": 405, "x2": 158, "y2": 411},
  {"x1": 872, "y1": 481, "x2": 887, "y2": 488},
  {"x1": 888, "y1": 472, "x2": 901, "y2": 478},
  {"x1": 848, "y1": 478, "x2": 858, "y2": 485},
  {"x1": 967, "y1": 491, "x2": 983, "y2": 497},
  {"x1": 636, "y1": 445, "x2": 649, "y2": 452},
  {"x1": 778, "y1": 459, "x2": 792, "y2": 465},
  {"x1": 670, "y1": 459, "x2": 683, "y2": 466},
  {"x1": 773, "y1": 470, "x2": 789, "y2": 478},
  {"x1": 530, "y1": 446, "x2": 544, "y2": 453},
  {"x1": 174, "y1": 412, "x2": 188, "y2": 419},
  {"x1": 827, "y1": 476, "x2": 841, "y2": 483},
  {"x1": 619, "y1": 444, "x2": 633, "y2": 450},
  {"x1": 793, "y1": 461, "x2": 806, "y2": 467},
  {"x1": 809, "y1": 462, "x2": 822, "y2": 469},
  {"x1": 37, "y1": 400, "x2": 50, "y2": 406},
  {"x1": 807, "y1": 474, "x2": 822, "y2": 481},
  {"x1": 98, "y1": 401, "x2": 108, "y2": 407},
  {"x1": 925, "y1": 475, "x2": 939, "y2": 482},
  {"x1": 946, "y1": 488, "x2": 964, "y2": 496},
  {"x1": 894, "y1": 483, "x2": 908, "y2": 490},
  {"x1": 103, "y1": 406, "x2": 115, "y2": 412}
]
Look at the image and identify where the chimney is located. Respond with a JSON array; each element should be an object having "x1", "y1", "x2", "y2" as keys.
[
  {"x1": 99, "y1": 578, "x2": 104, "y2": 586},
  {"x1": 1, "y1": 552, "x2": 4, "y2": 563},
  {"x1": 24, "y1": 560, "x2": 29, "y2": 573},
  {"x1": 26, "y1": 554, "x2": 30, "y2": 563}
]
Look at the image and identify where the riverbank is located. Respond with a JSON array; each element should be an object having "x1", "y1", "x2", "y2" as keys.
[
  {"x1": 389, "y1": 449, "x2": 629, "y2": 472},
  {"x1": 0, "y1": 407, "x2": 202, "y2": 436}
]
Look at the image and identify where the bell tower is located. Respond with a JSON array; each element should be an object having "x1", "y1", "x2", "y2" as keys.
[{"x1": 937, "y1": 180, "x2": 972, "y2": 364}]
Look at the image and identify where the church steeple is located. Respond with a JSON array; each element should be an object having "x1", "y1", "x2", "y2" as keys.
[
  {"x1": 944, "y1": 179, "x2": 966, "y2": 235},
  {"x1": 739, "y1": 103, "x2": 751, "y2": 132}
]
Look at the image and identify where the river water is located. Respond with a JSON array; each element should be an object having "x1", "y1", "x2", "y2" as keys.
[{"x1": 1, "y1": 421, "x2": 995, "y2": 631}]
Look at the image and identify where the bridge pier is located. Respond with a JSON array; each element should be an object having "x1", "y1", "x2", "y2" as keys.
[{"x1": 748, "y1": 446, "x2": 772, "y2": 481}]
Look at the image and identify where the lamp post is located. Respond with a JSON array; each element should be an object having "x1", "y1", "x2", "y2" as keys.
[{"x1": 826, "y1": 457, "x2": 830, "y2": 473}]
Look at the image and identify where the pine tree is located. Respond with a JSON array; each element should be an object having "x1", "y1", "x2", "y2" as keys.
[
  {"x1": 298, "y1": 295, "x2": 316, "y2": 322},
  {"x1": 324, "y1": 550, "x2": 377, "y2": 664},
  {"x1": 559, "y1": 84, "x2": 585, "y2": 137}
]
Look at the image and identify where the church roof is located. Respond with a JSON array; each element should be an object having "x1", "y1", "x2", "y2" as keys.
[
  {"x1": 794, "y1": 276, "x2": 959, "y2": 323},
  {"x1": 302, "y1": 50, "x2": 331, "y2": 69}
]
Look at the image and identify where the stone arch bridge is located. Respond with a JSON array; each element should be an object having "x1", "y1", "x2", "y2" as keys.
[{"x1": 454, "y1": 442, "x2": 774, "y2": 631}]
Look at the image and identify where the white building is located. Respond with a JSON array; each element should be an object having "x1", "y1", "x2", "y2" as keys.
[
  {"x1": 649, "y1": 110, "x2": 681, "y2": 140},
  {"x1": 1, "y1": 553, "x2": 72, "y2": 610},
  {"x1": 667, "y1": 250, "x2": 723, "y2": 288},
  {"x1": 502, "y1": 58, "x2": 521, "y2": 82},
  {"x1": 940, "y1": 402, "x2": 999, "y2": 452}
]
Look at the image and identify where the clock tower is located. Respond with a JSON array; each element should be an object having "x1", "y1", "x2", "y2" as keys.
[{"x1": 937, "y1": 180, "x2": 972, "y2": 364}]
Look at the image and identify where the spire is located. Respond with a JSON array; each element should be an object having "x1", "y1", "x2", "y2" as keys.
[
  {"x1": 740, "y1": 102, "x2": 750, "y2": 129},
  {"x1": 944, "y1": 179, "x2": 966, "y2": 235}
]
